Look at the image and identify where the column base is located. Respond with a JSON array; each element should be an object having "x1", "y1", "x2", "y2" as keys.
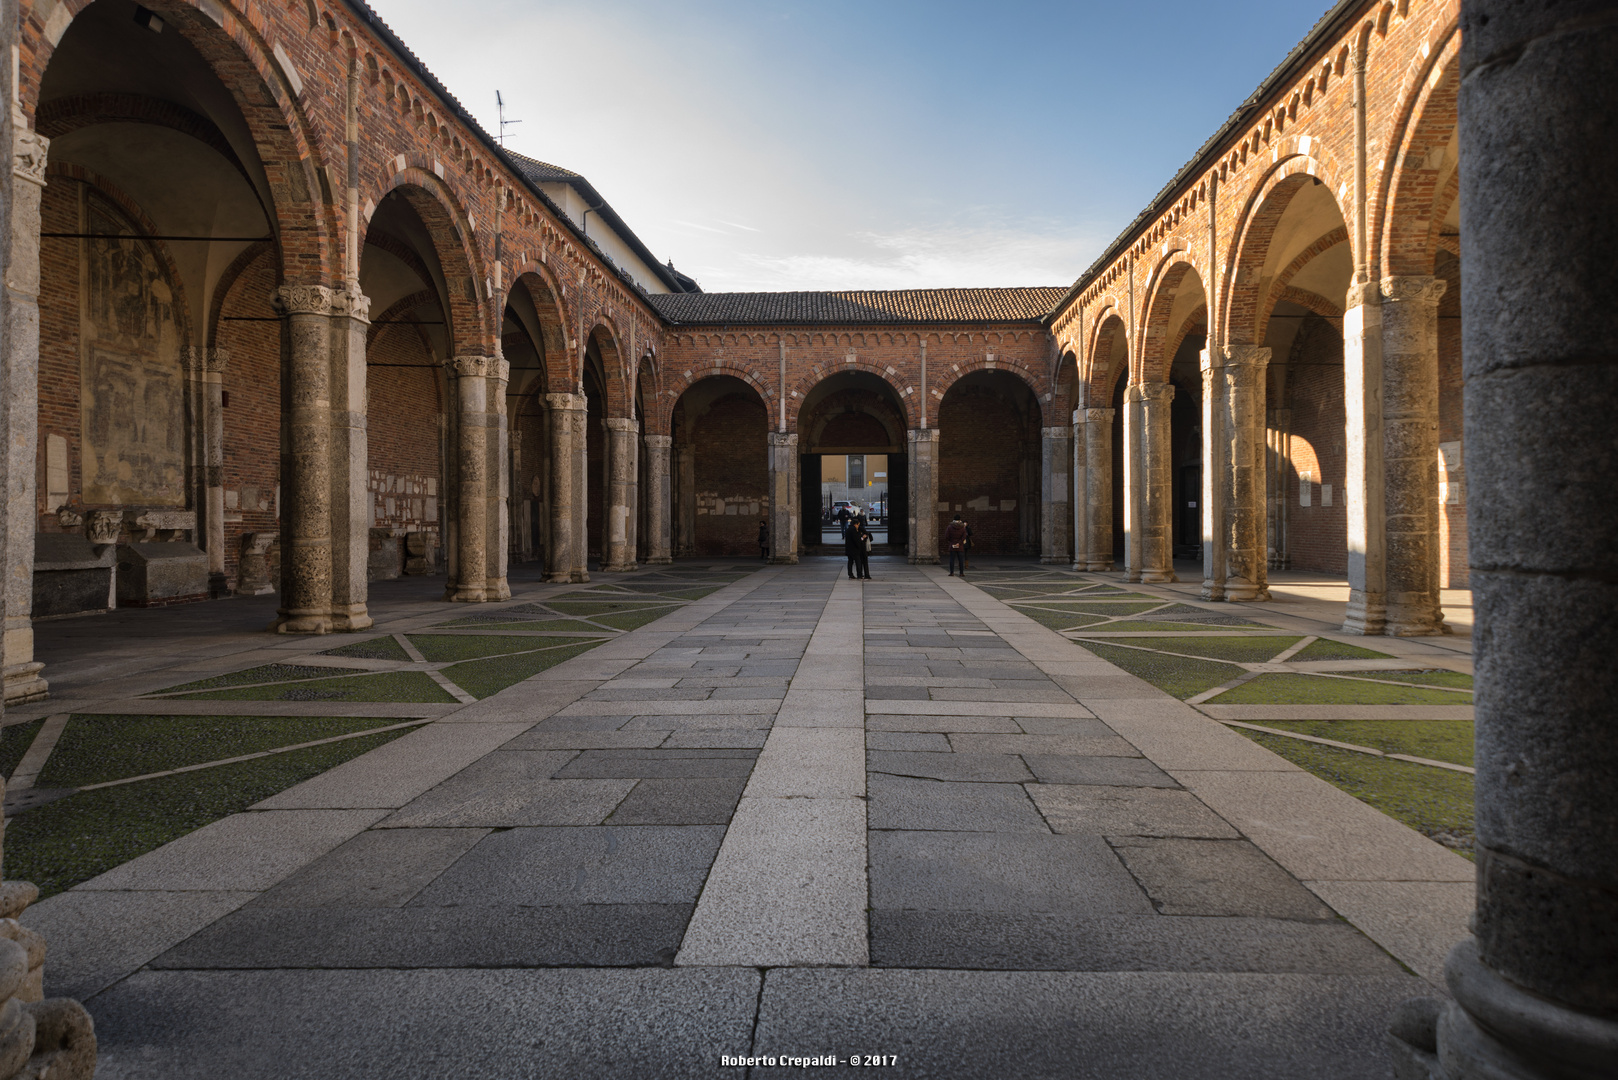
[
  {"x1": 1201, "y1": 581, "x2": 1226, "y2": 601},
  {"x1": 643, "y1": 555, "x2": 673, "y2": 565},
  {"x1": 908, "y1": 555, "x2": 941, "y2": 565},
  {"x1": 3, "y1": 663, "x2": 48, "y2": 706},
  {"x1": 445, "y1": 584, "x2": 488, "y2": 603},
  {"x1": 1343, "y1": 590, "x2": 1386, "y2": 635},
  {"x1": 1083, "y1": 559, "x2": 1114, "y2": 572},
  {"x1": 484, "y1": 579, "x2": 511, "y2": 601},
  {"x1": 1385, "y1": 600, "x2": 1450, "y2": 636},
  {"x1": 271, "y1": 612, "x2": 332, "y2": 634},
  {"x1": 1040, "y1": 556, "x2": 1069, "y2": 565},
  {"x1": 1140, "y1": 570, "x2": 1179, "y2": 584},
  {"x1": 571, "y1": 570, "x2": 590, "y2": 583},
  {"x1": 542, "y1": 571, "x2": 572, "y2": 583},
  {"x1": 768, "y1": 555, "x2": 799, "y2": 565},
  {"x1": 1125, "y1": 570, "x2": 1142, "y2": 583},
  {"x1": 600, "y1": 562, "x2": 637, "y2": 573},
  {"x1": 1224, "y1": 578, "x2": 1270, "y2": 602},
  {"x1": 329, "y1": 604, "x2": 373, "y2": 632},
  {"x1": 1426, "y1": 940, "x2": 1618, "y2": 1080}
]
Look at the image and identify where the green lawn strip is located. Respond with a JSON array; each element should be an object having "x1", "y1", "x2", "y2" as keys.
[
  {"x1": 1078, "y1": 641, "x2": 1246, "y2": 700},
  {"x1": 169, "y1": 670, "x2": 456, "y2": 704},
  {"x1": 1151, "y1": 604, "x2": 1276, "y2": 627},
  {"x1": 1012, "y1": 601, "x2": 1167, "y2": 616},
  {"x1": 0, "y1": 719, "x2": 45, "y2": 780},
  {"x1": 1089, "y1": 621, "x2": 1258, "y2": 633},
  {"x1": 1236, "y1": 731, "x2": 1475, "y2": 858},
  {"x1": 1250, "y1": 718, "x2": 1475, "y2": 767},
  {"x1": 407, "y1": 634, "x2": 604, "y2": 663},
  {"x1": 977, "y1": 585, "x2": 1064, "y2": 598},
  {"x1": 589, "y1": 607, "x2": 681, "y2": 631},
  {"x1": 442, "y1": 640, "x2": 608, "y2": 699},
  {"x1": 1116, "y1": 635, "x2": 1305, "y2": 664},
  {"x1": 1013, "y1": 608, "x2": 1108, "y2": 631},
  {"x1": 8, "y1": 729, "x2": 412, "y2": 898},
  {"x1": 1208, "y1": 672, "x2": 1473, "y2": 705},
  {"x1": 320, "y1": 636, "x2": 411, "y2": 662},
  {"x1": 1291, "y1": 638, "x2": 1395, "y2": 662},
  {"x1": 156, "y1": 663, "x2": 371, "y2": 694},
  {"x1": 1336, "y1": 669, "x2": 1473, "y2": 690},
  {"x1": 643, "y1": 586, "x2": 723, "y2": 600},
  {"x1": 546, "y1": 600, "x2": 685, "y2": 616},
  {"x1": 435, "y1": 616, "x2": 602, "y2": 632},
  {"x1": 37, "y1": 714, "x2": 408, "y2": 787}
]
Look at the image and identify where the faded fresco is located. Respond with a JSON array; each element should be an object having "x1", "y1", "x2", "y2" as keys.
[{"x1": 80, "y1": 189, "x2": 186, "y2": 506}]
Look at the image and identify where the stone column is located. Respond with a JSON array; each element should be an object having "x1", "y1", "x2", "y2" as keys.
[
  {"x1": 1122, "y1": 385, "x2": 1143, "y2": 582},
  {"x1": 1082, "y1": 407, "x2": 1115, "y2": 571},
  {"x1": 1138, "y1": 382, "x2": 1177, "y2": 583},
  {"x1": 1221, "y1": 345, "x2": 1269, "y2": 601},
  {"x1": 272, "y1": 285, "x2": 335, "y2": 634},
  {"x1": 328, "y1": 287, "x2": 372, "y2": 628},
  {"x1": 907, "y1": 427, "x2": 940, "y2": 564},
  {"x1": 1342, "y1": 282, "x2": 1386, "y2": 634},
  {"x1": 446, "y1": 356, "x2": 489, "y2": 602},
  {"x1": 673, "y1": 443, "x2": 695, "y2": 558},
  {"x1": 1389, "y1": 5, "x2": 1618, "y2": 1076},
  {"x1": 544, "y1": 393, "x2": 585, "y2": 582},
  {"x1": 484, "y1": 358, "x2": 510, "y2": 599},
  {"x1": 1040, "y1": 425, "x2": 1072, "y2": 564},
  {"x1": 1070, "y1": 412, "x2": 1087, "y2": 572},
  {"x1": 1, "y1": 125, "x2": 47, "y2": 700},
  {"x1": 767, "y1": 431, "x2": 798, "y2": 564},
  {"x1": 1200, "y1": 350, "x2": 1226, "y2": 599},
  {"x1": 602, "y1": 417, "x2": 638, "y2": 572},
  {"x1": 198, "y1": 347, "x2": 228, "y2": 597},
  {"x1": 642, "y1": 434, "x2": 672, "y2": 564},
  {"x1": 1381, "y1": 276, "x2": 1448, "y2": 635}
]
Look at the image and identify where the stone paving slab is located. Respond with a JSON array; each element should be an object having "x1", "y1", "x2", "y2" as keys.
[{"x1": 869, "y1": 831, "x2": 1152, "y2": 915}]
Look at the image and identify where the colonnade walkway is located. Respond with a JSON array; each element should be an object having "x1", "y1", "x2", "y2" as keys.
[{"x1": 9, "y1": 557, "x2": 1474, "y2": 1078}]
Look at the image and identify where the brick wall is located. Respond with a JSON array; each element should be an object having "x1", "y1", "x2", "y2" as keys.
[
  {"x1": 367, "y1": 333, "x2": 442, "y2": 537},
  {"x1": 937, "y1": 382, "x2": 1034, "y2": 555},
  {"x1": 1284, "y1": 314, "x2": 1347, "y2": 575},
  {"x1": 692, "y1": 392, "x2": 768, "y2": 557},
  {"x1": 216, "y1": 250, "x2": 282, "y2": 585},
  {"x1": 37, "y1": 180, "x2": 79, "y2": 526}
]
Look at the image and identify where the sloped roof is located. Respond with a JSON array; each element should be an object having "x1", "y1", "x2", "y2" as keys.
[{"x1": 648, "y1": 287, "x2": 1068, "y2": 326}]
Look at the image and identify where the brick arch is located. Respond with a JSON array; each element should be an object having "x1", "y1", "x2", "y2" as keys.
[
  {"x1": 672, "y1": 361, "x2": 774, "y2": 408},
  {"x1": 24, "y1": 0, "x2": 339, "y2": 285},
  {"x1": 1275, "y1": 286, "x2": 1344, "y2": 322},
  {"x1": 36, "y1": 92, "x2": 261, "y2": 198},
  {"x1": 930, "y1": 356, "x2": 1043, "y2": 416},
  {"x1": 1378, "y1": 25, "x2": 1461, "y2": 276},
  {"x1": 635, "y1": 353, "x2": 665, "y2": 435},
  {"x1": 1138, "y1": 257, "x2": 1206, "y2": 385},
  {"x1": 787, "y1": 362, "x2": 916, "y2": 434},
  {"x1": 1085, "y1": 310, "x2": 1129, "y2": 404},
  {"x1": 509, "y1": 265, "x2": 573, "y2": 392},
  {"x1": 207, "y1": 240, "x2": 277, "y2": 346},
  {"x1": 1053, "y1": 350, "x2": 1081, "y2": 416},
  {"x1": 1256, "y1": 225, "x2": 1349, "y2": 342},
  {"x1": 367, "y1": 289, "x2": 440, "y2": 354},
  {"x1": 365, "y1": 171, "x2": 489, "y2": 358},
  {"x1": 1224, "y1": 164, "x2": 1351, "y2": 347},
  {"x1": 587, "y1": 320, "x2": 631, "y2": 418},
  {"x1": 1166, "y1": 302, "x2": 1209, "y2": 374}
]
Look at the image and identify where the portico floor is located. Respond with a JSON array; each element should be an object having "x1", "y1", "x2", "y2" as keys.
[{"x1": 11, "y1": 557, "x2": 1471, "y2": 1078}]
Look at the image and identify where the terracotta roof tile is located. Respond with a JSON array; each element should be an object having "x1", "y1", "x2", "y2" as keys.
[{"x1": 647, "y1": 287, "x2": 1068, "y2": 326}]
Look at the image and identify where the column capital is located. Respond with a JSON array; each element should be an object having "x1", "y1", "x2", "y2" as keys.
[
  {"x1": 487, "y1": 357, "x2": 510, "y2": 383},
  {"x1": 545, "y1": 391, "x2": 587, "y2": 413},
  {"x1": 1138, "y1": 380, "x2": 1175, "y2": 404},
  {"x1": 908, "y1": 427, "x2": 940, "y2": 445},
  {"x1": 643, "y1": 434, "x2": 673, "y2": 449},
  {"x1": 604, "y1": 416, "x2": 637, "y2": 433},
  {"x1": 1345, "y1": 280, "x2": 1381, "y2": 309},
  {"x1": 1379, "y1": 275, "x2": 1448, "y2": 306},
  {"x1": 1221, "y1": 344, "x2": 1271, "y2": 368},
  {"x1": 1082, "y1": 407, "x2": 1115, "y2": 425},
  {"x1": 767, "y1": 431, "x2": 797, "y2": 448},
  {"x1": 1041, "y1": 426, "x2": 1072, "y2": 439},
  {"x1": 11, "y1": 128, "x2": 49, "y2": 188},
  {"x1": 449, "y1": 355, "x2": 492, "y2": 378},
  {"x1": 205, "y1": 347, "x2": 230, "y2": 373},
  {"x1": 273, "y1": 284, "x2": 335, "y2": 316},
  {"x1": 332, "y1": 284, "x2": 371, "y2": 321}
]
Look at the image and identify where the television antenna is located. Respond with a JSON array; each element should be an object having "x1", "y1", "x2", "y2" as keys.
[{"x1": 496, "y1": 90, "x2": 522, "y2": 146}]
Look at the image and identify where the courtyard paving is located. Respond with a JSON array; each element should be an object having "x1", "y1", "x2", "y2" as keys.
[{"x1": 5, "y1": 557, "x2": 1473, "y2": 1078}]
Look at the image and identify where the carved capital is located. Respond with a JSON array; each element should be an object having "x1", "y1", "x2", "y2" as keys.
[
  {"x1": 1138, "y1": 380, "x2": 1175, "y2": 405},
  {"x1": 767, "y1": 431, "x2": 797, "y2": 448},
  {"x1": 643, "y1": 434, "x2": 673, "y2": 450},
  {"x1": 1379, "y1": 275, "x2": 1448, "y2": 306},
  {"x1": 1083, "y1": 407, "x2": 1114, "y2": 425},
  {"x1": 1221, "y1": 344, "x2": 1272, "y2": 368},
  {"x1": 205, "y1": 347, "x2": 230, "y2": 373},
  {"x1": 1344, "y1": 280, "x2": 1380, "y2": 310},
  {"x1": 85, "y1": 510, "x2": 123, "y2": 545},
  {"x1": 544, "y1": 392, "x2": 586, "y2": 413},
  {"x1": 273, "y1": 284, "x2": 335, "y2": 316},
  {"x1": 908, "y1": 426, "x2": 941, "y2": 444},
  {"x1": 487, "y1": 358, "x2": 510, "y2": 383},
  {"x1": 332, "y1": 284, "x2": 371, "y2": 321},
  {"x1": 450, "y1": 355, "x2": 491, "y2": 378},
  {"x1": 12, "y1": 128, "x2": 49, "y2": 187}
]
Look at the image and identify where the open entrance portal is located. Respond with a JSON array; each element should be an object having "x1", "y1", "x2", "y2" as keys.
[{"x1": 796, "y1": 372, "x2": 909, "y2": 555}]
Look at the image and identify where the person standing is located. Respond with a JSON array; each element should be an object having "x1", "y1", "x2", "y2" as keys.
[
  {"x1": 844, "y1": 516, "x2": 866, "y2": 579},
  {"x1": 855, "y1": 519, "x2": 873, "y2": 580},
  {"x1": 835, "y1": 503, "x2": 851, "y2": 542},
  {"x1": 944, "y1": 513, "x2": 968, "y2": 576},
  {"x1": 962, "y1": 517, "x2": 974, "y2": 571},
  {"x1": 757, "y1": 516, "x2": 769, "y2": 562}
]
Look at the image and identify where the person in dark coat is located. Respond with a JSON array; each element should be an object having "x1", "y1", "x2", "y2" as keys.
[
  {"x1": 845, "y1": 519, "x2": 871, "y2": 580},
  {"x1": 944, "y1": 513, "x2": 968, "y2": 576},
  {"x1": 758, "y1": 517, "x2": 769, "y2": 561},
  {"x1": 835, "y1": 503, "x2": 851, "y2": 541}
]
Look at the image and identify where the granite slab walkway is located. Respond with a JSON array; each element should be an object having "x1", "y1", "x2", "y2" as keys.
[{"x1": 21, "y1": 557, "x2": 1471, "y2": 1079}]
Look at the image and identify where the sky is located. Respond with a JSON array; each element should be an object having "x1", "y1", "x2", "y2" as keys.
[{"x1": 368, "y1": 0, "x2": 1333, "y2": 293}]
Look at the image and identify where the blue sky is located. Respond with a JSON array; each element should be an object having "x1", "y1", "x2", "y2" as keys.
[{"x1": 370, "y1": 0, "x2": 1331, "y2": 291}]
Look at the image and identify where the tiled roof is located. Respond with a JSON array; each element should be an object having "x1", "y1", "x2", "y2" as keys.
[
  {"x1": 647, "y1": 287, "x2": 1068, "y2": 326},
  {"x1": 507, "y1": 154, "x2": 583, "y2": 185}
]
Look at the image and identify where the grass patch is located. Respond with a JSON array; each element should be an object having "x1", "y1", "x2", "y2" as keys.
[
  {"x1": 442, "y1": 641, "x2": 607, "y2": 699},
  {"x1": 1291, "y1": 638, "x2": 1395, "y2": 662},
  {"x1": 589, "y1": 607, "x2": 680, "y2": 630},
  {"x1": 1013, "y1": 609, "x2": 1108, "y2": 631},
  {"x1": 1237, "y1": 731, "x2": 1475, "y2": 857},
  {"x1": 436, "y1": 616, "x2": 601, "y2": 632},
  {"x1": 321, "y1": 636, "x2": 410, "y2": 662},
  {"x1": 1014, "y1": 601, "x2": 1166, "y2": 616},
  {"x1": 0, "y1": 720, "x2": 45, "y2": 780},
  {"x1": 1125, "y1": 636, "x2": 1304, "y2": 664},
  {"x1": 1090, "y1": 621, "x2": 1257, "y2": 633},
  {"x1": 408, "y1": 634, "x2": 602, "y2": 663},
  {"x1": 1252, "y1": 718, "x2": 1475, "y2": 767},
  {"x1": 171, "y1": 671, "x2": 456, "y2": 704},
  {"x1": 645, "y1": 586, "x2": 724, "y2": 600},
  {"x1": 1339, "y1": 669, "x2": 1473, "y2": 689},
  {"x1": 547, "y1": 600, "x2": 680, "y2": 616},
  {"x1": 1079, "y1": 641, "x2": 1245, "y2": 700},
  {"x1": 37, "y1": 714, "x2": 403, "y2": 787},
  {"x1": 157, "y1": 664, "x2": 368, "y2": 694},
  {"x1": 1209, "y1": 672, "x2": 1473, "y2": 705},
  {"x1": 6, "y1": 728, "x2": 413, "y2": 898}
]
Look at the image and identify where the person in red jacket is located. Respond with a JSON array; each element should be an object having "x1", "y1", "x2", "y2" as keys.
[{"x1": 944, "y1": 514, "x2": 968, "y2": 576}]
